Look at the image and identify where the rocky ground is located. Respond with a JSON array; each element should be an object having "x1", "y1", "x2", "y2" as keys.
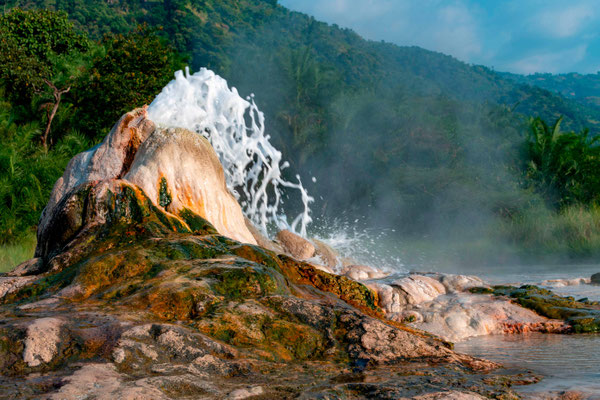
[{"x1": 0, "y1": 109, "x2": 593, "y2": 399}]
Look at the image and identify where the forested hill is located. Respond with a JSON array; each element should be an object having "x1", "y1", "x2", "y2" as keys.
[
  {"x1": 501, "y1": 71, "x2": 600, "y2": 110},
  {"x1": 6, "y1": 0, "x2": 599, "y2": 131},
  {"x1": 3, "y1": 0, "x2": 600, "y2": 264}
]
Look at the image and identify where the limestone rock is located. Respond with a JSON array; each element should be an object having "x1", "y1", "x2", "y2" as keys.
[
  {"x1": 311, "y1": 238, "x2": 340, "y2": 269},
  {"x1": 39, "y1": 108, "x2": 155, "y2": 237},
  {"x1": 244, "y1": 217, "x2": 284, "y2": 253},
  {"x1": 124, "y1": 127, "x2": 256, "y2": 245},
  {"x1": 37, "y1": 108, "x2": 257, "y2": 259},
  {"x1": 0, "y1": 108, "x2": 526, "y2": 399},
  {"x1": 542, "y1": 277, "x2": 590, "y2": 287},
  {"x1": 390, "y1": 292, "x2": 568, "y2": 342},
  {"x1": 6, "y1": 258, "x2": 44, "y2": 277},
  {"x1": 228, "y1": 386, "x2": 264, "y2": 399},
  {"x1": 438, "y1": 274, "x2": 486, "y2": 293},
  {"x1": 342, "y1": 264, "x2": 389, "y2": 281},
  {"x1": 0, "y1": 276, "x2": 38, "y2": 300},
  {"x1": 48, "y1": 363, "x2": 168, "y2": 400},
  {"x1": 391, "y1": 275, "x2": 446, "y2": 305},
  {"x1": 23, "y1": 317, "x2": 66, "y2": 367},
  {"x1": 276, "y1": 229, "x2": 315, "y2": 260},
  {"x1": 412, "y1": 391, "x2": 487, "y2": 400},
  {"x1": 112, "y1": 323, "x2": 237, "y2": 376},
  {"x1": 365, "y1": 282, "x2": 405, "y2": 313}
]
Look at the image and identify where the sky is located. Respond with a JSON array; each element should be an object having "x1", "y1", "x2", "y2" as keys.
[{"x1": 279, "y1": 0, "x2": 600, "y2": 75}]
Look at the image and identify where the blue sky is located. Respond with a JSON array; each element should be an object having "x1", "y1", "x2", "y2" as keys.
[{"x1": 279, "y1": 0, "x2": 600, "y2": 75}]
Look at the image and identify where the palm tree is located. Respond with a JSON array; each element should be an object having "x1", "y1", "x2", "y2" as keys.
[{"x1": 526, "y1": 116, "x2": 600, "y2": 206}]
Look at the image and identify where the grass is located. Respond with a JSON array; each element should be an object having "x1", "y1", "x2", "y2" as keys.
[
  {"x1": 383, "y1": 203, "x2": 600, "y2": 268},
  {"x1": 501, "y1": 203, "x2": 600, "y2": 259},
  {"x1": 0, "y1": 233, "x2": 36, "y2": 273}
]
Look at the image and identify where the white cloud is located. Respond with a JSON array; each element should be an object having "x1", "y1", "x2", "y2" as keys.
[
  {"x1": 509, "y1": 44, "x2": 588, "y2": 74},
  {"x1": 536, "y1": 4, "x2": 595, "y2": 38},
  {"x1": 312, "y1": 0, "x2": 396, "y2": 22},
  {"x1": 429, "y1": 3, "x2": 482, "y2": 59},
  {"x1": 279, "y1": 0, "x2": 600, "y2": 73}
]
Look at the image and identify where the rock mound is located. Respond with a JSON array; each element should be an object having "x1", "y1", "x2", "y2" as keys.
[
  {"x1": 0, "y1": 110, "x2": 530, "y2": 398},
  {"x1": 37, "y1": 107, "x2": 256, "y2": 259}
]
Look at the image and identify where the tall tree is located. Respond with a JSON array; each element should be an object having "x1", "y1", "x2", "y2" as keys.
[{"x1": 0, "y1": 8, "x2": 89, "y2": 150}]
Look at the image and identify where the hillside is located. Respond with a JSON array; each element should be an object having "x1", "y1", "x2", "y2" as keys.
[
  {"x1": 3, "y1": 0, "x2": 600, "y2": 264},
  {"x1": 502, "y1": 71, "x2": 600, "y2": 111}
]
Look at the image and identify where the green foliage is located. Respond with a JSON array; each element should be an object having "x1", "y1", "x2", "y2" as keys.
[
  {"x1": 500, "y1": 203, "x2": 600, "y2": 259},
  {"x1": 502, "y1": 71, "x2": 600, "y2": 110},
  {"x1": 0, "y1": 99, "x2": 90, "y2": 244},
  {"x1": 0, "y1": 233, "x2": 36, "y2": 272},
  {"x1": 525, "y1": 116, "x2": 600, "y2": 206},
  {"x1": 74, "y1": 25, "x2": 186, "y2": 137},
  {"x1": 0, "y1": 8, "x2": 89, "y2": 101},
  {"x1": 2, "y1": 2, "x2": 600, "y2": 262}
]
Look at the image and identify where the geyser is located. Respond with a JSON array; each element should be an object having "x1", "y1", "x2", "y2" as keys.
[{"x1": 148, "y1": 67, "x2": 313, "y2": 236}]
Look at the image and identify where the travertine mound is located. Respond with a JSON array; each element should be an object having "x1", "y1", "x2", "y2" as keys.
[
  {"x1": 37, "y1": 107, "x2": 256, "y2": 261},
  {"x1": 0, "y1": 110, "x2": 529, "y2": 399},
  {"x1": 366, "y1": 273, "x2": 570, "y2": 341},
  {"x1": 0, "y1": 178, "x2": 518, "y2": 399}
]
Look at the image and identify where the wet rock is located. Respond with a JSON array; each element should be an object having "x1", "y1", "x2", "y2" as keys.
[
  {"x1": 390, "y1": 275, "x2": 446, "y2": 304},
  {"x1": 23, "y1": 317, "x2": 66, "y2": 368},
  {"x1": 413, "y1": 391, "x2": 487, "y2": 400},
  {"x1": 542, "y1": 277, "x2": 590, "y2": 287},
  {"x1": 39, "y1": 108, "x2": 155, "y2": 236},
  {"x1": 124, "y1": 126, "x2": 256, "y2": 245},
  {"x1": 340, "y1": 310, "x2": 462, "y2": 366},
  {"x1": 37, "y1": 107, "x2": 256, "y2": 257},
  {"x1": 365, "y1": 282, "x2": 405, "y2": 313},
  {"x1": 276, "y1": 229, "x2": 315, "y2": 260},
  {"x1": 113, "y1": 323, "x2": 237, "y2": 376},
  {"x1": 311, "y1": 263, "x2": 335, "y2": 274},
  {"x1": 591, "y1": 272, "x2": 600, "y2": 285},
  {"x1": 343, "y1": 265, "x2": 388, "y2": 281},
  {"x1": 437, "y1": 274, "x2": 486, "y2": 293},
  {"x1": 391, "y1": 292, "x2": 568, "y2": 342},
  {"x1": 6, "y1": 258, "x2": 44, "y2": 277},
  {"x1": 482, "y1": 285, "x2": 600, "y2": 333},
  {"x1": 0, "y1": 276, "x2": 38, "y2": 300},
  {"x1": 311, "y1": 238, "x2": 340, "y2": 269},
  {"x1": 228, "y1": 386, "x2": 264, "y2": 399},
  {"x1": 48, "y1": 363, "x2": 169, "y2": 400},
  {"x1": 244, "y1": 217, "x2": 284, "y2": 253}
]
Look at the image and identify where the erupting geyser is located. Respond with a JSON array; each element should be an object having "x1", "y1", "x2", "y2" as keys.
[{"x1": 148, "y1": 67, "x2": 313, "y2": 236}]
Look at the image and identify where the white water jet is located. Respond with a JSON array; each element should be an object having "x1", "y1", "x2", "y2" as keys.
[{"x1": 147, "y1": 67, "x2": 313, "y2": 236}]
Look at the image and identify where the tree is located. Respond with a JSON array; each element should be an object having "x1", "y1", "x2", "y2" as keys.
[
  {"x1": 0, "y1": 8, "x2": 90, "y2": 150},
  {"x1": 74, "y1": 25, "x2": 186, "y2": 138},
  {"x1": 525, "y1": 116, "x2": 600, "y2": 206}
]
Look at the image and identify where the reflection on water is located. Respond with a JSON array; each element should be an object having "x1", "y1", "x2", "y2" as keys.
[{"x1": 456, "y1": 333, "x2": 600, "y2": 395}]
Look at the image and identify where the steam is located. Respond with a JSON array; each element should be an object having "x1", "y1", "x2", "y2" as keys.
[{"x1": 147, "y1": 67, "x2": 313, "y2": 236}]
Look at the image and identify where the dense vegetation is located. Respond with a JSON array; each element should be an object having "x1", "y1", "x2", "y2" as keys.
[
  {"x1": 0, "y1": 8, "x2": 184, "y2": 247},
  {"x1": 502, "y1": 71, "x2": 600, "y2": 109},
  {"x1": 2, "y1": 1, "x2": 600, "y2": 267}
]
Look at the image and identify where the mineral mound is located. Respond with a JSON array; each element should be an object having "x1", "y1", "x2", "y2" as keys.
[{"x1": 0, "y1": 109, "x2": 527, "y2": 399}]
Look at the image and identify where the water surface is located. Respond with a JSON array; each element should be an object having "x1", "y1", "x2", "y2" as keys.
[{"x1": 456, "y1": 333, "x2": 600, "y2": 396}]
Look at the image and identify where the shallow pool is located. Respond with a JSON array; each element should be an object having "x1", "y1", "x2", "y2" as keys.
[{"x1": 456, "y1": 333, "x2": 600, "y2": 396}]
